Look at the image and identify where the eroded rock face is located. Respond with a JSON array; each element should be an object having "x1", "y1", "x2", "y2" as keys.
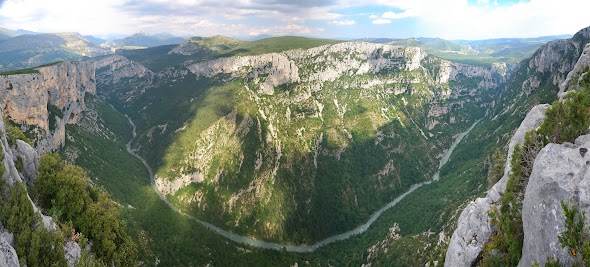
[
  {"x1": 0, "y1": 60, "x2": 96, "y2": 153},
  {"x1": 518, "y1": 134, "x2": 590, "y2": 267},
  {"x1": 187, "y1": 53, "x2": 300, "y2": 95},
  {"x1": 444, "y1": 104, "x2": 550, "y2": 267}
]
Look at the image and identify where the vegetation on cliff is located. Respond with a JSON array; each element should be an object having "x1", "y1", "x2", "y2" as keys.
[
  {"x1": 33, "y1": 153, "x2": 138, "y2": 266},
  {"x1": 481, "y1": 68, "x2": 590, "y2": 266}
]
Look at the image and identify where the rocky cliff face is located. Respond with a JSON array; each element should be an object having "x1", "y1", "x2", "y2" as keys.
[
  {"x1": 188, "y1": 42, "x2": 506, "y2": 96},
  {"x1": 445, "y1": 26, "x2": 590, "y2": 267},
  {"x1": 0, "y1": 60, "x2": 96, "y2": 153},
  {"x1": 92, "y1": 55, "x2": 154, "y2": 102},
  {"x1": 559, "y1": 43, "x2": 590, "y2": 96},
  {"x1": 445, "y1": 104, "x2": 549, "y2": 266},
  {"x1": 520, "y1": 27, "x2": 590, "y2": 96}
]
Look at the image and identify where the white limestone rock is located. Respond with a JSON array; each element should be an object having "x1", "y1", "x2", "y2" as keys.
[
  {"x1": 518, "y1": 134, "x2": 590, "y2": 267},
  {"x1": 0, "y1": 233, "x2": 19, "y2": 267}
]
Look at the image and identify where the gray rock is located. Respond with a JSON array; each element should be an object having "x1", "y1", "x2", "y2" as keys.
[
  {"x1": 12, "y1": 140, "x2": 38, "y2": 185},
  {"x1": 518, "y1": 134, "x2": 590, "y2": 267},
  {"x1": 0, "y1": 233, "x2": 19, "y2": 267},
  {"x1": 444, "y1": 104, "x2": 549, "y2": 267},
  {"x1": 64, "y1": 241, "x2": 81, "y2": 267}
]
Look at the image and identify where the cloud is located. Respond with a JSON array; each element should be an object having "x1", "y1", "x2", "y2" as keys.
[
  {"x1": 247, "y1": 23, "x2": 317, "y2": 36},
  {"x1": 372, "y1": 19, "x2": 391, "y2": 25},
  {"x1": 331, "y1": 20, "x2": 355, "y2": 26},
  {"x1": 381, "y1": 10, "x2": 415, "y2": 19},
  {"x1": 404, "y1": 0, "x2": 590, "y2": 39},
  {"x1": 0, "y1": 0, "x2": 588, "y2": 39}
]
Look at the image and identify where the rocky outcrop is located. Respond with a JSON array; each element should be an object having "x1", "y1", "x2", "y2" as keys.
[
  {"x1": 156, "y1": 172, "x2": 203, "y2": 195},
  {"x1": 444, "y1": 104, "x2": 549, "y2": 267},
  {"x1": 0, "y1": 60, "x2": 96, "y2": 153},
  {"x1": 0, "y1": 233, "x2": 19, "y2": 267},
  {"x1": 518, "y1": 134, "x2": 590, "y2": 266},
  {"x1": 64, "y1": 241, "x2": 81, "y2": 267}
]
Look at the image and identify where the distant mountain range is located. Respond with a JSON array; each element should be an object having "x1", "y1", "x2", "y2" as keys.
[
  {"x1": 0, "y1": 28, "x2": 188, "y2": 71},
  {"x1": 0, "y1": 26, "x2": 573, "y2": 72}
]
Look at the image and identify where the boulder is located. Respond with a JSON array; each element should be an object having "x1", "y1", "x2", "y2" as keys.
[{"x1": 518, "y1": 134, "x2": 590, "y2": 266}]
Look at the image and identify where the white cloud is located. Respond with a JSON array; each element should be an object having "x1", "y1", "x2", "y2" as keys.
[
  {"x1": 404, "y1": 0, "x2": 590, "y2": 39},
  {"x1": 331, "y1": 20, "x2": 356, "y2": 26},
  {"x1": 372, "y1": 19, "x2": 392, "y2": 25},
  {"x1": 0, "y1": 0, "x2": 589, "y2": 39},
  {"x1": 248, "y1": 24, "x2": 316, "y2": 36},
  {"x1": 381, "y1": 10, "x2": 415, "y2": 19}
]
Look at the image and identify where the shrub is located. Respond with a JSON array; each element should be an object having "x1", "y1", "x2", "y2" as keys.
[{"x1": 34, "y1": 153, "x2": 138, "y2": 266}]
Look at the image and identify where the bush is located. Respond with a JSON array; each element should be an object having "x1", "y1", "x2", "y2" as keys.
[
  {"x1": 0, "y1": 181, "x2": 66, "y2": 266},
  {"x1": 487, "y1": 148, "x2": 506, "y2": 188},
  {"x1": 34, "y1": 153, "x2": 137, "y2": 266},
  {"x1": 558, "y1": 200, "x2": 590, "y2": 265}
]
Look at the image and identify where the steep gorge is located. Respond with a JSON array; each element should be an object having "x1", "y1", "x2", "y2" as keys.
[{"x1": 96, "y1": 41, "x2": 508, "y2": 243}]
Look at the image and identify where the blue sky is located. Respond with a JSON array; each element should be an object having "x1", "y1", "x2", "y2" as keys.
[{"x1": 0, "y1": 0, "x2": 588, "y2": 40}]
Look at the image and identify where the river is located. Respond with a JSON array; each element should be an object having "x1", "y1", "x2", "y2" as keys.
[{"x1": 125, "y1": 115, "x2": 479, "y2": 252}]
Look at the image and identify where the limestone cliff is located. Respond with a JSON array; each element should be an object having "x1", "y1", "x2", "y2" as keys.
[
  {"x1": 93, "y1": 55, "x2": 153, "y2": 86},
  {"x1": 444, "y1": 104, "x2": 549, "y2": 266},
  {"x1": 521, "y1": 27, "x2": 590, "y2": 96},
  {"x1": 187, "y1": 42, "x2": 506, "y2": 96},
  {"x1": 559, "y1": 43, "x2": 590, "y2": 96},
  {"x1": 445, "y1": 26, "x2": 590, "y2": 267},
  {"x1": 0, "y1": 60, "x2": 96, "y2": 153}
]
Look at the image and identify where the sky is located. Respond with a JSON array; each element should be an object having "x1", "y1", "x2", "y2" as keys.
[{"x1": 0, "y1": 0, "x2": 588, "y2": 40}]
